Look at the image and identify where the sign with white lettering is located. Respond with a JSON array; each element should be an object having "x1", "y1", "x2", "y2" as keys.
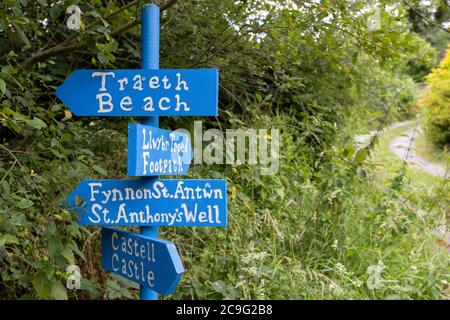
[
  {"x1": 66, "y1": 179, "x2": 227, "y2": 227},
  {"x1": 101, "y1": 227, "x2": 184, "y2": 295},
  {"x1": 127, "y1": 123, "x2": 192, "y2": 176},
  {"x1": 55, "y1": 69, "x2": 218, "y2": 116},
  {"x1": 57, "y1": 4, "x2": 226, "y2": 300}
]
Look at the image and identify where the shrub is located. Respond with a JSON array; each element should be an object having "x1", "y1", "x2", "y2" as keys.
[{"x1": 420, "y1": 46, "x2": 450, "y2": 148}]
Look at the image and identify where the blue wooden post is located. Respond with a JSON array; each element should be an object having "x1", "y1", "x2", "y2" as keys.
[{"x1": 140, "y1": 3, "x2": 159, "y2": 301}]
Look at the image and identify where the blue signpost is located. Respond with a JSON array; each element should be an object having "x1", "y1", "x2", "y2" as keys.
[
  {"x1": 58, "y1": 3, "x2": 227, "y2": 301},
  {"x1": 127, "y1": 124, "x2": 192, "y2": 176}
]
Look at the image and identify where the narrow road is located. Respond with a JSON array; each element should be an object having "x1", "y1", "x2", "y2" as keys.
[
  {"x1": 387, "y1": 122, "x2": 450, "y2": 253},
  {"x1": 389, "y1": 123, "x2": 448, "y2": 179}
]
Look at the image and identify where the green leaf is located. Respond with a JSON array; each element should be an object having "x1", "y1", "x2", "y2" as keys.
[
  {"x1": 0, "y1": 79, "x2": 6, "y2": 95},
  {"x1": 93, "y1": 165, "x2": 108, "y2": 176},
  {"x1": 69, "y1": 242, "x2": 86, "y2": 261},
  {"x1": 80, "y1": 148, "x2": 95, "y2": 157},
  {"x1": 81, "y1": 279, "x2": 101, "y2": 299},
  {"x1": 50, "y1": 149, "x2": 65, "y2": 159},
  {"x1": 0, "y1": 18, "x2": 6, "y2": 32},
  {"x1": 99, "y1": 53, "x2": 108, "y2": 64},
  {"x1": 1, "y1": 180, "x2": 10, "y2": 196},
  {"x1": 51, "y1": 281, "x2": 68, "y2": 300},
  {"x1": 11, "y1": 23, "x2": 30, "y2": 48},
  {"x1": 37, "y1": 0, "x2": 48, "y2": 6},
  {"x1": 62, "y1": 109, "x2": 72, "y2": 121},
  {"x1": 32, "y1": 272, "x2": 52, "y2": 299},
  {"x1": 49, "y1": 4, "x2": 63, "y2": 20},
  {"x1": 211, "y1": 280, "x2": 227, "y2": 294},
  {"x1": 0, "y1": 234, "x2": 19, "y2": 246},
  {"x1": 105, "y1": 40, "x2": 118, "y2": 52},
  {"x1": 51, "y1": 138, "x2": 61, "y2": 148},
  {"x1": 16, "y1": 198, "x2": 34, "y2": 209},
  {"x1": 61, "y1": 248, "x2": 75, "y2": 264},
  {"x1": 60, "y1": 133, "x2": 72, "y2": 143},
  {"x1": 13, "y1": 17, "x2": 29, "y2": 25},
  {"x1": 27, "y1": 117, "x2": 47, "y2": 129},
  {"x1": 343, "y1": 145, "x2": 355, "y2": 158},
  {"x1": 74, "y1": 195, "x2": 84, "y2": 207},
  {"x1": 354, "y1": 148, "x2": 367, "y2": 164}
]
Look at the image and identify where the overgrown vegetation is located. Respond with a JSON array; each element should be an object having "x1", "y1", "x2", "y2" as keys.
[
  {"x1": 408, "y1": 0, "x2": 450, "y2": 57},
  {"x1": 420, "y1": 45, "x2": 450, "y2": 148},
  {"x1": 0, "y1": 0, "x2": 449, "y2": 300}
]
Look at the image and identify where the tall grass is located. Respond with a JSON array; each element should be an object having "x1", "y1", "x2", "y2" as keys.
[{"x1": 146, "y1": 110, "x2": 450, "y2": 300}]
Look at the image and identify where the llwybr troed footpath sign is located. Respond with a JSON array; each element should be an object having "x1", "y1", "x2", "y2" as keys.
[{"x1": 127, "y1": 123, "x2": 192, "y2": 176}]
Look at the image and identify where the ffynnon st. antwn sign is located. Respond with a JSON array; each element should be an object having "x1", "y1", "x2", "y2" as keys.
[{"x1": 66, "y1": 179, "x2": 227, "y2": 227}]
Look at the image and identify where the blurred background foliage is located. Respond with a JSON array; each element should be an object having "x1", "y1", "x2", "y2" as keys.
[
  {"x1": 420, "y1": 45, "x2": 450, "y2": 148},
  {"x1": 0, "y1": 0, "x2": 449, "y2": 299}
]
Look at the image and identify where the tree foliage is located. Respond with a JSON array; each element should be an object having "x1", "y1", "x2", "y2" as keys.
[
  {"x1": 407, "y1": 0, "x2": 450, "y2": 54},
  {"x1": 420, "y1": 45, "x2": 450, "y2": 147}
]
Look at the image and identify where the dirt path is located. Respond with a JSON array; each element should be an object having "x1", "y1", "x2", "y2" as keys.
[
  {"x1": 389, "y1": 122, "x2": 448, "y2": 179},
  {"x1": 388, "y1": 122, "x2": 450, "y2": 253}
]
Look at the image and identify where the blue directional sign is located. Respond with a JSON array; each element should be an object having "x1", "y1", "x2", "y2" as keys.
[
  {"x1": 66, "y1": 179, "x2": 227, "y2": 227},
  {"x1": 128, "y1": 123, "x2": 192, "y2": 176},
  {"x1": 101, "y1": 227, "x2": 184, "y2": 295},
  {"x1": 55, "y1": 69, "x2": 218, "y2": 116},
  {"x1": 57, "y1": 3, "x2": 226, "y2": 301}
]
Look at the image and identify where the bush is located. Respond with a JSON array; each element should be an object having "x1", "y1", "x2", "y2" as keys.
[
  {"x1": 420, "y1": 46, "x2": 450, "y2": 148},
  {"x1": 405, "y1": 35, "x2": 438, "y2": 83}
]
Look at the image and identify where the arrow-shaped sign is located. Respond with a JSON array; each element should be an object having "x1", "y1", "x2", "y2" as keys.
[
  {"x1": 65, "y1": 179, "x2": 227, "y2": 227},
  {"x1": 55, "y1": 68, "x2": 218, "y2": 117},
  {"x1": 127, "y1": 123, "x2": 192, "y2": 176},
  {"x1": 101, "y1": 227, "x2": 184, "y2": 295}
]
